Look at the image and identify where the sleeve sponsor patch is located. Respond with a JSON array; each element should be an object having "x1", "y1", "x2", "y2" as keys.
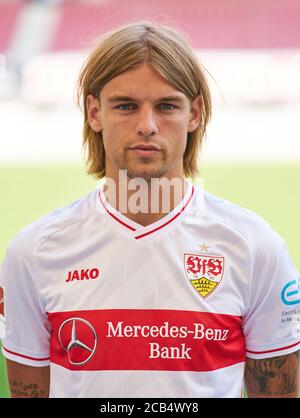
[{"x1": 281, "y1": 278, "x2": 300, "y2": 306}]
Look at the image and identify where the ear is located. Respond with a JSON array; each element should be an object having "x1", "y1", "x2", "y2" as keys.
[
  {"x1": 188, "y1": 95, "x2": 202, "y2": 133},
  {"x1": 86, "y1": 94, "x2": 102, "y2": 132}
]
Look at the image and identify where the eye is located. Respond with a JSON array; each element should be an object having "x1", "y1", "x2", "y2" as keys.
[
  {"x1": 115, "y1": 103, "x2": 136, "y2": 111},
  {"x1": 158, "y1": 103, "x2": 176, "y2": 110}
]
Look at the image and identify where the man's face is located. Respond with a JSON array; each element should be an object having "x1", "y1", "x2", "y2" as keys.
[{"x1": 87, "y1": 63, "x2": 201, "y2": 181}]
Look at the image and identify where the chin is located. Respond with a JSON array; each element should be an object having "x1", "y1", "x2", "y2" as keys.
[{"x1": 126, "y1": 167, "x2": 168, "y2": 181}]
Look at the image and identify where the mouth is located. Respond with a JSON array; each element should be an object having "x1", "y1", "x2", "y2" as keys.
[{"x1": 129, "y1": 144, "x2": 161, "y2": 157}]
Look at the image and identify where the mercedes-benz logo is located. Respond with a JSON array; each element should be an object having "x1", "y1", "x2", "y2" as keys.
[{"x1": 58, "y1": 318, "x2": 98, "y2": 365}]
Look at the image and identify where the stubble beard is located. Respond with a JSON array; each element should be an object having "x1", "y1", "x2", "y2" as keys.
[{"x1": 121, "y1": 150, "x2": 171, "y2": 181}]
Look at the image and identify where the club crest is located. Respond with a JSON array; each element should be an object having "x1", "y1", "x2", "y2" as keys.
[{"x1": 184, "y1": 253, "x2": 224, "y2": 299}]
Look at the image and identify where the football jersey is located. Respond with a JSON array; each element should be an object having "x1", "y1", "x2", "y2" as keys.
[{"x1": 0, "y1": 182, "x2": 299, "y2": 398}]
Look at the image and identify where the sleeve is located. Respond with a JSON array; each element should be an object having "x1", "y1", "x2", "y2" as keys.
[
  {"x1": 242, "y1": 229, "x2": 300, "y2": 359},
  {"x1": 0, "y1": 236, "x2": 51, "y2": 367}
]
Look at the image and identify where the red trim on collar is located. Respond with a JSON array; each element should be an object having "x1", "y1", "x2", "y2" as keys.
[
  {"x1": 98, "y1": 185, "x2": 195, "y2": 239},
  {"x1": 99, "y1": 191, "x2": 136, "y2": 231},
  {"x1": 134, "y1": 186, "x2": 195, "y2": 240}
]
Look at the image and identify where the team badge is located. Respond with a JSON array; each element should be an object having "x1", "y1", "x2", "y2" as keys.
[{"x1": 184, "y1": 253, "x2": 224, "y2": 299}]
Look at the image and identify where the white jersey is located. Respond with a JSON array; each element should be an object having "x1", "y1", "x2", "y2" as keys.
[{"x1": 1, "y1": 182, "x2": 299, "y2": 398}]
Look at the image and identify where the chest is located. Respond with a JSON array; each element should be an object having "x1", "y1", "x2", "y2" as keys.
[{"x1": 39, "y1": 227, "x2": 250, "y2": 316}]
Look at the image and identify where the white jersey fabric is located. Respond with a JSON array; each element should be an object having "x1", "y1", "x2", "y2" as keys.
[{"x1": 1, "y1": 182, "x2": 299, "y2": 398}]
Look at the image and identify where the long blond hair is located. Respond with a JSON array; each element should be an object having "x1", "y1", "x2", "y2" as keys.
[{"x1": 77, "y1": 21, "x2": 212, "y2": 179}]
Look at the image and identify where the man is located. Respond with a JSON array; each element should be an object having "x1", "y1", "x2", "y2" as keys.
[{"x1": 0, "y1": 21, "x2": 299, "y2": 398}]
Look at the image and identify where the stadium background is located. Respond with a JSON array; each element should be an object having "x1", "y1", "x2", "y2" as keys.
[{"x1": 0, "y1": 0, "x2": 299, "y2": 398}]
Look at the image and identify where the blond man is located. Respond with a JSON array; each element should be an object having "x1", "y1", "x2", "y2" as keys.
[{"x1": 0, "y1": 21, "x2": 299, "y2": 398}]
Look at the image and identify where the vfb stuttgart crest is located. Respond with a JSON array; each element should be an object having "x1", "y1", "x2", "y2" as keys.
[{"x1": 184, "y1": 254, "x2": 224, "y2": 299}]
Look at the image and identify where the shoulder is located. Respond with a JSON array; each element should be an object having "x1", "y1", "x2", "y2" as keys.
[
  {"x1": 4, "y1": 189, "x2": 98, "y2": 260},
  {"x1": 203, "y1": 190, "x2": 285, "y2": 255}
]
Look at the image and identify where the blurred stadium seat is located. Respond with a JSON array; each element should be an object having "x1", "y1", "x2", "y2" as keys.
[
  {"x1": 1, "y1": 0, "x2": 300, "y2": 102},
  {"x1": 0, "y1": 0, "x2": 25, "y2": 53},
  {"x1": 0, "y1": 0, "x2": 300, "y2": 160},
  {"x1": 49, "y1": 0, "x2": 300, "y2": 51},
  {"x1": 2, "y1": 0, "x2": 300, "y2": 56}
]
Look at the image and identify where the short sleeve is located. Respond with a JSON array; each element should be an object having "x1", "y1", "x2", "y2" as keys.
[
  {"x1": 0, "y1": 237, "x2": 51, "y2": 367},
  {"x1": 242, "y1": 231, "x2": 300, "y2": 359}
]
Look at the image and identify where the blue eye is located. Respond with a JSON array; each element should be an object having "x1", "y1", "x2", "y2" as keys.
[
  {"x1": 117, "y1": 103, "x2": 136, "y2": 111},
  {"x1": 159, "y1": 103, "x2": 175, "y2": 110},
  {"x1": 115, "y1": 103, "x2": 175, "y2": 111}
]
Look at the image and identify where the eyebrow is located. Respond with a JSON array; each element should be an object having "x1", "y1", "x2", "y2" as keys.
[{"x1": 107, "y1": 95, "x2": 185, "y2": 103}]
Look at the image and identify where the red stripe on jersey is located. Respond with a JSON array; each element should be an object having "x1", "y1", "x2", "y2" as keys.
[
  {"x1": 0, "y1": 286, "x2": 4, "y2": 316},
  {"x1": 98, "y1": 191, "x2": 136, "y2": 231},
  {"x1": 246, "y1": 340, "x2": 300, "y2": 355},
  {"x1": 3, "y1": 346, "x2": 50, "y2": 362},
  {"x1": 48, "y1": 309, "x2": 245, "y2": 372},
  {"x1": 135, "y1": 186, "x2": 195, "y2": 239}
]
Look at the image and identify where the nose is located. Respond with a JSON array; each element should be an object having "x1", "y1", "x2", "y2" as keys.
[{"x1": 135, "y1": 106, "x2": 158, "y2": 137}]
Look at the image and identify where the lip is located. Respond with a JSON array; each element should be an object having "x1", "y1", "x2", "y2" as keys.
[
  {"x1": 130, "y1": 144, "x2": 161, "y2": 151},
  {"x1": 129, "y1": 144, "x2": 161, "y2": 157}
]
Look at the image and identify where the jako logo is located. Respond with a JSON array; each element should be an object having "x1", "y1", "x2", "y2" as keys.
[{"x1": 66, "y1": 268, "x2": 100, "y2": 282}]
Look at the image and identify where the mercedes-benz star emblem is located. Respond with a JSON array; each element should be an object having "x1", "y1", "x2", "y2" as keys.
[{"x1": 58, "y1": 317, "x2": 98, "y2": 365}]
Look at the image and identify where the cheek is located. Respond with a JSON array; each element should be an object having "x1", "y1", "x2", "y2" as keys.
[
  {"x1": 165, "y1": 120, "x2": 189, "y2": 148},
  {"x1": 166, "y1": 124, "x2": 189, "y2": 161},
  {"x1": 102, "y1": 121, "x2": 122, "y2": 152},
  {"x1": 103, "y1": 116, "x2": 130, "y2": 139},
  {"x1": 163, "y1": 113, "x2": 189, "y2": 134}
]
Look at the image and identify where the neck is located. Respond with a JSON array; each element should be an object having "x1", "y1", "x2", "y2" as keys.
[{"x1": 103, "y1": 173, "x2": 188, "y2": 227}]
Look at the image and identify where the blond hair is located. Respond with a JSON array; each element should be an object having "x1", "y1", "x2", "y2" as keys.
[{"x1": 77, "y1": 21, "x2": 212, "y2": 179}]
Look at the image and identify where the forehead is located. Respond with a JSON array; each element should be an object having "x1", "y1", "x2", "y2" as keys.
[{"x1": 101, "y1": 63, "x2": 187, "y2": 101}]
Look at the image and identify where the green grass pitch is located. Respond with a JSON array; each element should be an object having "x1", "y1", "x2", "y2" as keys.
[{"x1": 0, "y1": 162, "x2": 299, "y2": 398}]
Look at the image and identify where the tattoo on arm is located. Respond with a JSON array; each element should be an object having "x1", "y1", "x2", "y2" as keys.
[
  {"x1": 9, "y1": 380, "x2": 46, "y2": 398},
  {"x1": 245, "y1": 350, "x2": 300, "y2": 397}
]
